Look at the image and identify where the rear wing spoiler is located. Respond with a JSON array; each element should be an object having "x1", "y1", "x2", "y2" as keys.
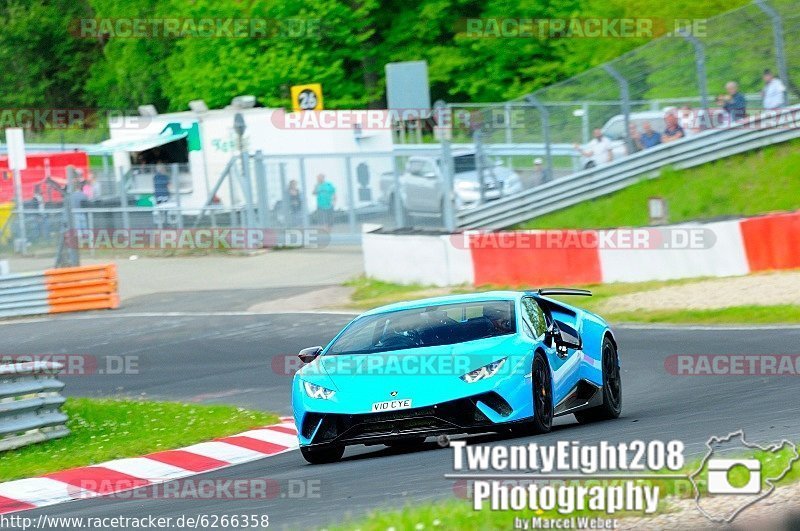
[{"x1": 532, "y1": 288, "x2": 592, "y2": 297}]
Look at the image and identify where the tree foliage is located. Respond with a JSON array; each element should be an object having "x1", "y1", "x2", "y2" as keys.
[{"x1": 0, "y1": 0, "x2": 750, "y2": 113}]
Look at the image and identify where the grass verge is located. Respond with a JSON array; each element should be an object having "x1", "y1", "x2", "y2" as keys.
[
  {"x1": 343, "y1": 276, "x2": 800, "y2": 324},
  {"x1": 332, "y1": 442, "x2": 800, "y2": 530},
  {"x1": 516, "y1": 140, "x2": 800, "y2": 230},
  {"x1": 0, "y1": 398, "x2": 277, "y2": 482}
]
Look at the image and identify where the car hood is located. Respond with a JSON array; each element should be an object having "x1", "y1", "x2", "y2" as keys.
[
  {"x1": 454, "y1": 166, "x2": 516, "y2": 183},
  {"x1": 297, "y1": 334, "x2": 527, "y2": 411}
]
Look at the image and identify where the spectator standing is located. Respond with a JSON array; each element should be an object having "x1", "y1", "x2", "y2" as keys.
[
  {"x1": 722, "y1": 81, "x2": 747, "y2": 121},
  {"x1": 312, "y1": 174, "x2": 336, "y2": 230},
  {"x1": 639, "y1": 121, "x2": 662, "y2": 148},
  {"x1": 287, "y1": 179, "x2": 302, "y2": 226},
  {"x1": 573, "y1": 128, "x2": 613, "y2": 168},
  {"x1": 69, "y1": 176, "x2": 89, "y2": 230},
  {"x1": 762, "y1": 69, "x2": 787, "y2": 110},
  {"x1": 153, "y1": 164, "x2": 170, "y2": 204},
  {"x1": 661, "y1": 113, "x2": 685, "y2": 143},
  {"x1": 627, "y1": 123, "x2": 642, "y2": 153}
]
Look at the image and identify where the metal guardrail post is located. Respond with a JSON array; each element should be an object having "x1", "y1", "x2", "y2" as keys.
[
  {"x1": 679, "y1": 30, "x2": 709, "y2": 119},
  {"x1": 254, "y1": 150, "x2": 271, "y2": 228},
  {"x1": 524, "y1": 94, "x2": 553, "y2": 182},
  {"x1": 755, "y1": 0, "x2": 792, "y2": 97},
  {"x1": 603, "y1": 64, "x2": 632, "y2": 154}
]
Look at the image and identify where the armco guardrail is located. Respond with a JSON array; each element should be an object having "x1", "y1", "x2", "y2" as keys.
[
  {"x1": 458, "y1": 107, "x2": 800, "y2": 229},
  {"x1": 0, "y1": 264, "x2": 119, "y2": 319},
  {"x1": 0, "y1": 362, "x2": 69, "y2": 451}
]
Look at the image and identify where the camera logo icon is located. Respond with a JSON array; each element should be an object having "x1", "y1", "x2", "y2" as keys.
[{"x1": 707, "y1": 458, "x2": 761, "y2": 495}]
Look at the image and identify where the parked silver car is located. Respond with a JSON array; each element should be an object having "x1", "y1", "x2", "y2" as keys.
[{"x1": 381, "y1": 150, "x2": 523, "y2": 216}]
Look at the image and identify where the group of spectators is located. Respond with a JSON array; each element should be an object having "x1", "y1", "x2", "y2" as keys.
[{"x1": 574, "y1": 68, "x2": 790, "y2": 167}]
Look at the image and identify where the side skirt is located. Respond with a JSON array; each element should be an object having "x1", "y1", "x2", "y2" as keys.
[{"x1": 553, "y1": 379, "x2": 603, "y2": 417}]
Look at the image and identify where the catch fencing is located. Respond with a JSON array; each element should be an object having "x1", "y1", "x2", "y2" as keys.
[
  {"x1": 458, "y1": 104, "x2": 800, "y2": 229},
  {"x1": 0, "y1": 362, "x2": 68, "y2": 451}
]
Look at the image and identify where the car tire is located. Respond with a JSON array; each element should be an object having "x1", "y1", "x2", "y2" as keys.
[
  {"x1": 574, "y1": 337, "x2": 622, "y2": 424},
  {"x1": 530, "y1": 351, "x2": 553, "y2": 434},
  {"x1": 300, "y1": 444, "x2": 345, "y2": 464}
]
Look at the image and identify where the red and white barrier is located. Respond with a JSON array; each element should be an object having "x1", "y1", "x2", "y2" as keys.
[{"x1": 363, "y1": 211, "x2": 800, "y2": 287}]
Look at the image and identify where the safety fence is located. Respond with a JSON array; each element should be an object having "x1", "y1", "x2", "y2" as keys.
[
  {"x1": 0, "y1": 264, "x2": 119, "y2": 319},
  {"x1": 363, "y1": 211, "x2": 800, "y2": 287},
  {"x1": 0, "y1": 362, "x2": 68, "y2": 452},
  {"x1": 457, "y1": 105, "x2": 800, "y2": 229}
]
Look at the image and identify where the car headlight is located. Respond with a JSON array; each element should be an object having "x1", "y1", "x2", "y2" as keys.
[
  {"x1": 461, "y1": 358, "x2": 507, "y2": 383},
  {"x1": 303, "y1": 381, "x2": 336, "y2": 399}
]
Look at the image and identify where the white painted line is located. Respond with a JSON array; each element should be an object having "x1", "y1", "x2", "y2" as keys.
[
  {"x1": 179, "y1": 442, "x2": 268, "y2": 464},
  {"x1": 91, "y1": 458, "x2": 193, "y2": 481},
  {"x1": 0, "y1": 477, "x2": 94, "y2": 506},
  {"x1": 237, "y1": 429, "x2": 298, "y2": 448}
]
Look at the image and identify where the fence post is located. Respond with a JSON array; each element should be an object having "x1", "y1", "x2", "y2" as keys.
[
  {"x1": 503, "y1": 103, "x2": 513, "y2": 144},
  {"x1": 679, "y1": 31, "x2": 709, "y2": 119},
  {"x1": 524, "y1": 94, "x2": 553, "y2": 182},
  {"x1": 12, "y1": 168, "x2": 27, "y2": 254},
  {"x1": 253, "y1": 150, "x2": 270, "y2": 228},
  {"x1": 170, "y1": 163, "x2": 183, "y2": 229},
  {"x1": 298, "y1": 157, "x2": 310, "y2": 227},
  {"x1": 344, "y1": 156, "x2": 357, "y2": 234},
  {"x1": 603, "y1": 64, "x2": 632, "y2": 154},
  {"x1": 581, "y1": 102, "x2": 590, "y2": 145},
  {"x1": 278, "y1": 162, "x2": 289, "y2": 228},
  {"x1": 239, "y1": 151, "x2": 256, "y2": 229},
  {"x1": 117, "y1": 167, "x2": 130, "y2": 230},
  {"x1": 390, "y1": 155, "x2": 406, "y2": 228},
  {"x1": 474, "y1": 129, "x2": 486, "y2": 205},
  {"x1": 755, "y1": 0, "x2": 792, "y2": 97}
]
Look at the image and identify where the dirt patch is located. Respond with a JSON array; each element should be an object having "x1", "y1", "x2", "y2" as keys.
[
  {"x1": 619, "y1": 479, "x2": 800, "y2": 530},
  {"x1": 600, "y1": 271, "x2": 800, "y2": 313},
  {"x1": 247, "y1": 286, "x2": 357, "y2": 313}
]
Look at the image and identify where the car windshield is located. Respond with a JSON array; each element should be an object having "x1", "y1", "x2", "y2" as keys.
[{"x1": 326, "y1": 300, "x2": 516, "y2": 355}]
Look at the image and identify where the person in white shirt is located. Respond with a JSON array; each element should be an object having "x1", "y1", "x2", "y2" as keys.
[
  {"x1": 574, "y1": 128, "x2": 613, "y2": 168},
  {"x1": 762, "y1": 69, "x2": 787, "y2": 110}
]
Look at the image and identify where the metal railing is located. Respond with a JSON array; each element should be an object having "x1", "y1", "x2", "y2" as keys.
[
  {"x1": 0, "y1": 362, "x2": 69, "y2": 452},
  {"x1": 457, "y1": 106, "x2": 800, "y2": 229}
]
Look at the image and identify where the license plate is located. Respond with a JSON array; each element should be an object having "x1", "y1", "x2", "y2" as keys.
[{"x1": 371, "y1": 399, "x2": 412, "y2": 412}]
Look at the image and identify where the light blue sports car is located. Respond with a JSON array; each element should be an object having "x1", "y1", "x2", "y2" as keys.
[{"x1": 291, "y1": 289, "x2": 621, "y2": 464}]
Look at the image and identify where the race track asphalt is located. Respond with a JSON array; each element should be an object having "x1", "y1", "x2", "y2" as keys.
[{"x1": 3, "y1": 311, "x2": 800, "y2": 529}]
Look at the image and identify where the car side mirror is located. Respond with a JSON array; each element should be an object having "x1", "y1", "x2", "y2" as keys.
[
  {"x1": 553, "y1": 320, "x2": 581, "y2": 353},
  {"x1": 298, "y1": 346, "x2": 323, "y2": 364}
]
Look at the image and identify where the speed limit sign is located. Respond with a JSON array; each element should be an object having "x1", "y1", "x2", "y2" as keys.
[{"x1": 290, "y1": 84, "x2": 324, "y2": 112}]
